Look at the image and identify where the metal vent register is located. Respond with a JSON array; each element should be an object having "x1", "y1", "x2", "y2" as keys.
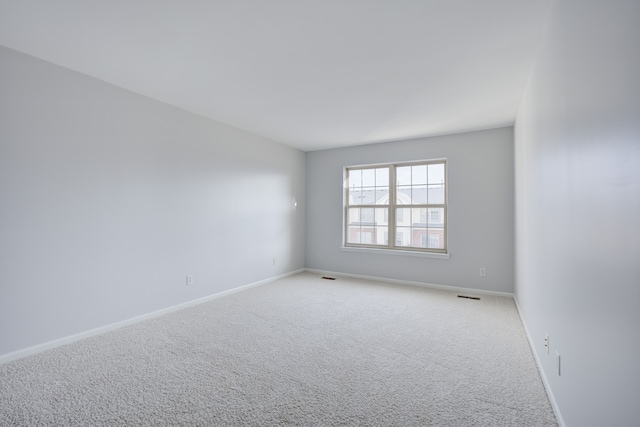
[{"x1": 457, "y1": 295, "x2": 481, "y2": 300}]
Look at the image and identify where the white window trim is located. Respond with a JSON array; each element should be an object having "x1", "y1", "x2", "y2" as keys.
[
  {"x1": 340, "y1": 246, "x2": 451, "y2": 259},
  {"x1": 343, "y1": 159, "x2": 448, "y2": 255}
]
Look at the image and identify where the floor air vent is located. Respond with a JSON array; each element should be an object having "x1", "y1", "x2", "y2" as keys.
[
  {"x1": 457, "y1": 295, "x2": 481, "y2": 300},
  {"x1": 321, "y1": 276, "x2": 336, "y2": 280}
]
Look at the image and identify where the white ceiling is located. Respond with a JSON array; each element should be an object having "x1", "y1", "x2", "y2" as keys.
[{"x1": 0, "y1": 1, "x2": 552, "y2": 151}]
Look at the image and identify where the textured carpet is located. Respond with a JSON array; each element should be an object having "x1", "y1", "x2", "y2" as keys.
[{"x1": 0, "y1": 272, "x2": 557, "y2": 426}]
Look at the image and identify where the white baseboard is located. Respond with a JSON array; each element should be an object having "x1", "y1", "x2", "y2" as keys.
[
  {"x1": 513, "y1": 296, "x2": 565, "y2": 427},
  {"x1": 304, "y1": 268, "x2": 514, "y2": 298},
  {"x1": 0, "y1": 269, "x2": 304, "y2": 365}
]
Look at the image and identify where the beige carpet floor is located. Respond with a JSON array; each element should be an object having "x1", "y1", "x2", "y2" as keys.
[{"x1": 0, "y1": 272, "x2": 557, "y2": 426}]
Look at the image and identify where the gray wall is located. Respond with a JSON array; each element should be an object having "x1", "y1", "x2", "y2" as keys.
[
  {"x1": 514, "y1": 1, "x2": 640, "y2": 425},
  {"x1": 0, "y1": 45, "x2": 306, "y2": 357},
  {"x1": 306, "y1": 127, "x2": 515, "y2": 293}
]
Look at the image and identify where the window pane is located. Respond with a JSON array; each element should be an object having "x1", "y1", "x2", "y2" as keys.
[
  {"x1": 375, "y1": 167, "x2": 389, "y2": 186},
  {"x1": 349, "y1": 188, "x2": 362, "y2": 205},
  {"x1": 362, "y1": 169, "x2": 375, "y2": 187},
  {"x1": 412, "y1": 185, "x2": 427, "y2": 204},
  {"x1": 396, "y1": 208, "x2": 409, "y2": 225},
  {"x1": 347, "y1": 208, "x2": 359, "y2": 224},
  {"x1": 374, "y1": 208, "x2": 388, "y2": 246},
  {"x1": 412, "y1": 228, "x2": 427, "y2": 248},
  {"x1": 356, "y1": 230, "x2": 372, "y2": 244},
  {"x1": 397, "y1": 166, "x2": 411, "y2": 186},
  {"x1": 412, "y1": 165, "x2": 427, "y2": 185},
  {"x1": 419, "y1": 208, "x2": 427, "y2": 224},
  {"x1": 427, "y1": 230, "x2": 444, "y2": 249},
  {"x1": 349, "y1": 169, "x2": 362, "y2": 188},
  {"x1": 375, "y1": 187, "x2": 389, "y2": 205},
  {"x1": 347, "y1": 227, "x2": 360, "y2": 244},
  {"x1": 396, "y1": 227, "x2": 410, "y2": 246},
  {"x1": 429, "y1": 208, "x2": 444, "y2": 224},
  {"x1": 359, "y1": 189, "x2": 377, "y2": 205},
  {"x1": 428, "y1": 184, "x2": 445, "y2": 204},
  {"x1": 397, "y1": 186, "x2": 411, "y2": 204},
  {"x1": 360, "y1": 208, "x2": 373, "y2": 223},
  {"x1": 346, "y1": 208, "x2": 360, "y2": 244},
  {"x1": 428, "y1": 163, "x2": 444, "y2": 186}
]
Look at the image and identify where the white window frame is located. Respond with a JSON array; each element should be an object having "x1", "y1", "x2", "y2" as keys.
[{"x1": 344, "y1": 159, "x2": 447, "y2": 254}]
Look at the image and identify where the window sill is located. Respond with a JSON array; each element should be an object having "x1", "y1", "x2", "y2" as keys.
[{"x1": 340, "y1": 246, "x2": 450, "y2": 259}]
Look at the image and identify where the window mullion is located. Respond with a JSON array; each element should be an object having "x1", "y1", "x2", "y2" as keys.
[
  {"x1": 389, "y1": 165, "x2": 396, "y2": 249},
  {"x1": 344, "y1": 171, "x2": 350, "y2": 245}
]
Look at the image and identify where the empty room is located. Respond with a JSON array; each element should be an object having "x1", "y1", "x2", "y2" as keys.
[{"x1": 1, "y1": 1, "x2": 638, "y2": 426}]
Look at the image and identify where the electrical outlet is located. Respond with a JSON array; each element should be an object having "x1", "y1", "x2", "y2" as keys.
[
  {"x1": 545, "y1": 333, "x2": 549, "y2": 353},
  {"x1": 555, "y1": 351, "x2": 561, "y2": 376},
  {"x1": 186, "y1": 275, "x2": 193, "y2": 285},
  {"x1": 480, "y1": 268, "x2": 486, "y2": 277}
]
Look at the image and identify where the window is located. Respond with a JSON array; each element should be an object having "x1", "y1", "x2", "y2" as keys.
[
  {"x1": 428, "y1": 234, "x2": 440, "y2": 248},
  {"x1": 361, "y1": 208, "x2": 374, "y2": 223},
  {"x1": 356, "y1": 231, "x2": 373, "y2": 244},
  {"x1": 345, "y1": 160, "x2": 446, "y2": 253},
  {"x1": 384, "y1": 208, "x2": 403, "y2": 222}
]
